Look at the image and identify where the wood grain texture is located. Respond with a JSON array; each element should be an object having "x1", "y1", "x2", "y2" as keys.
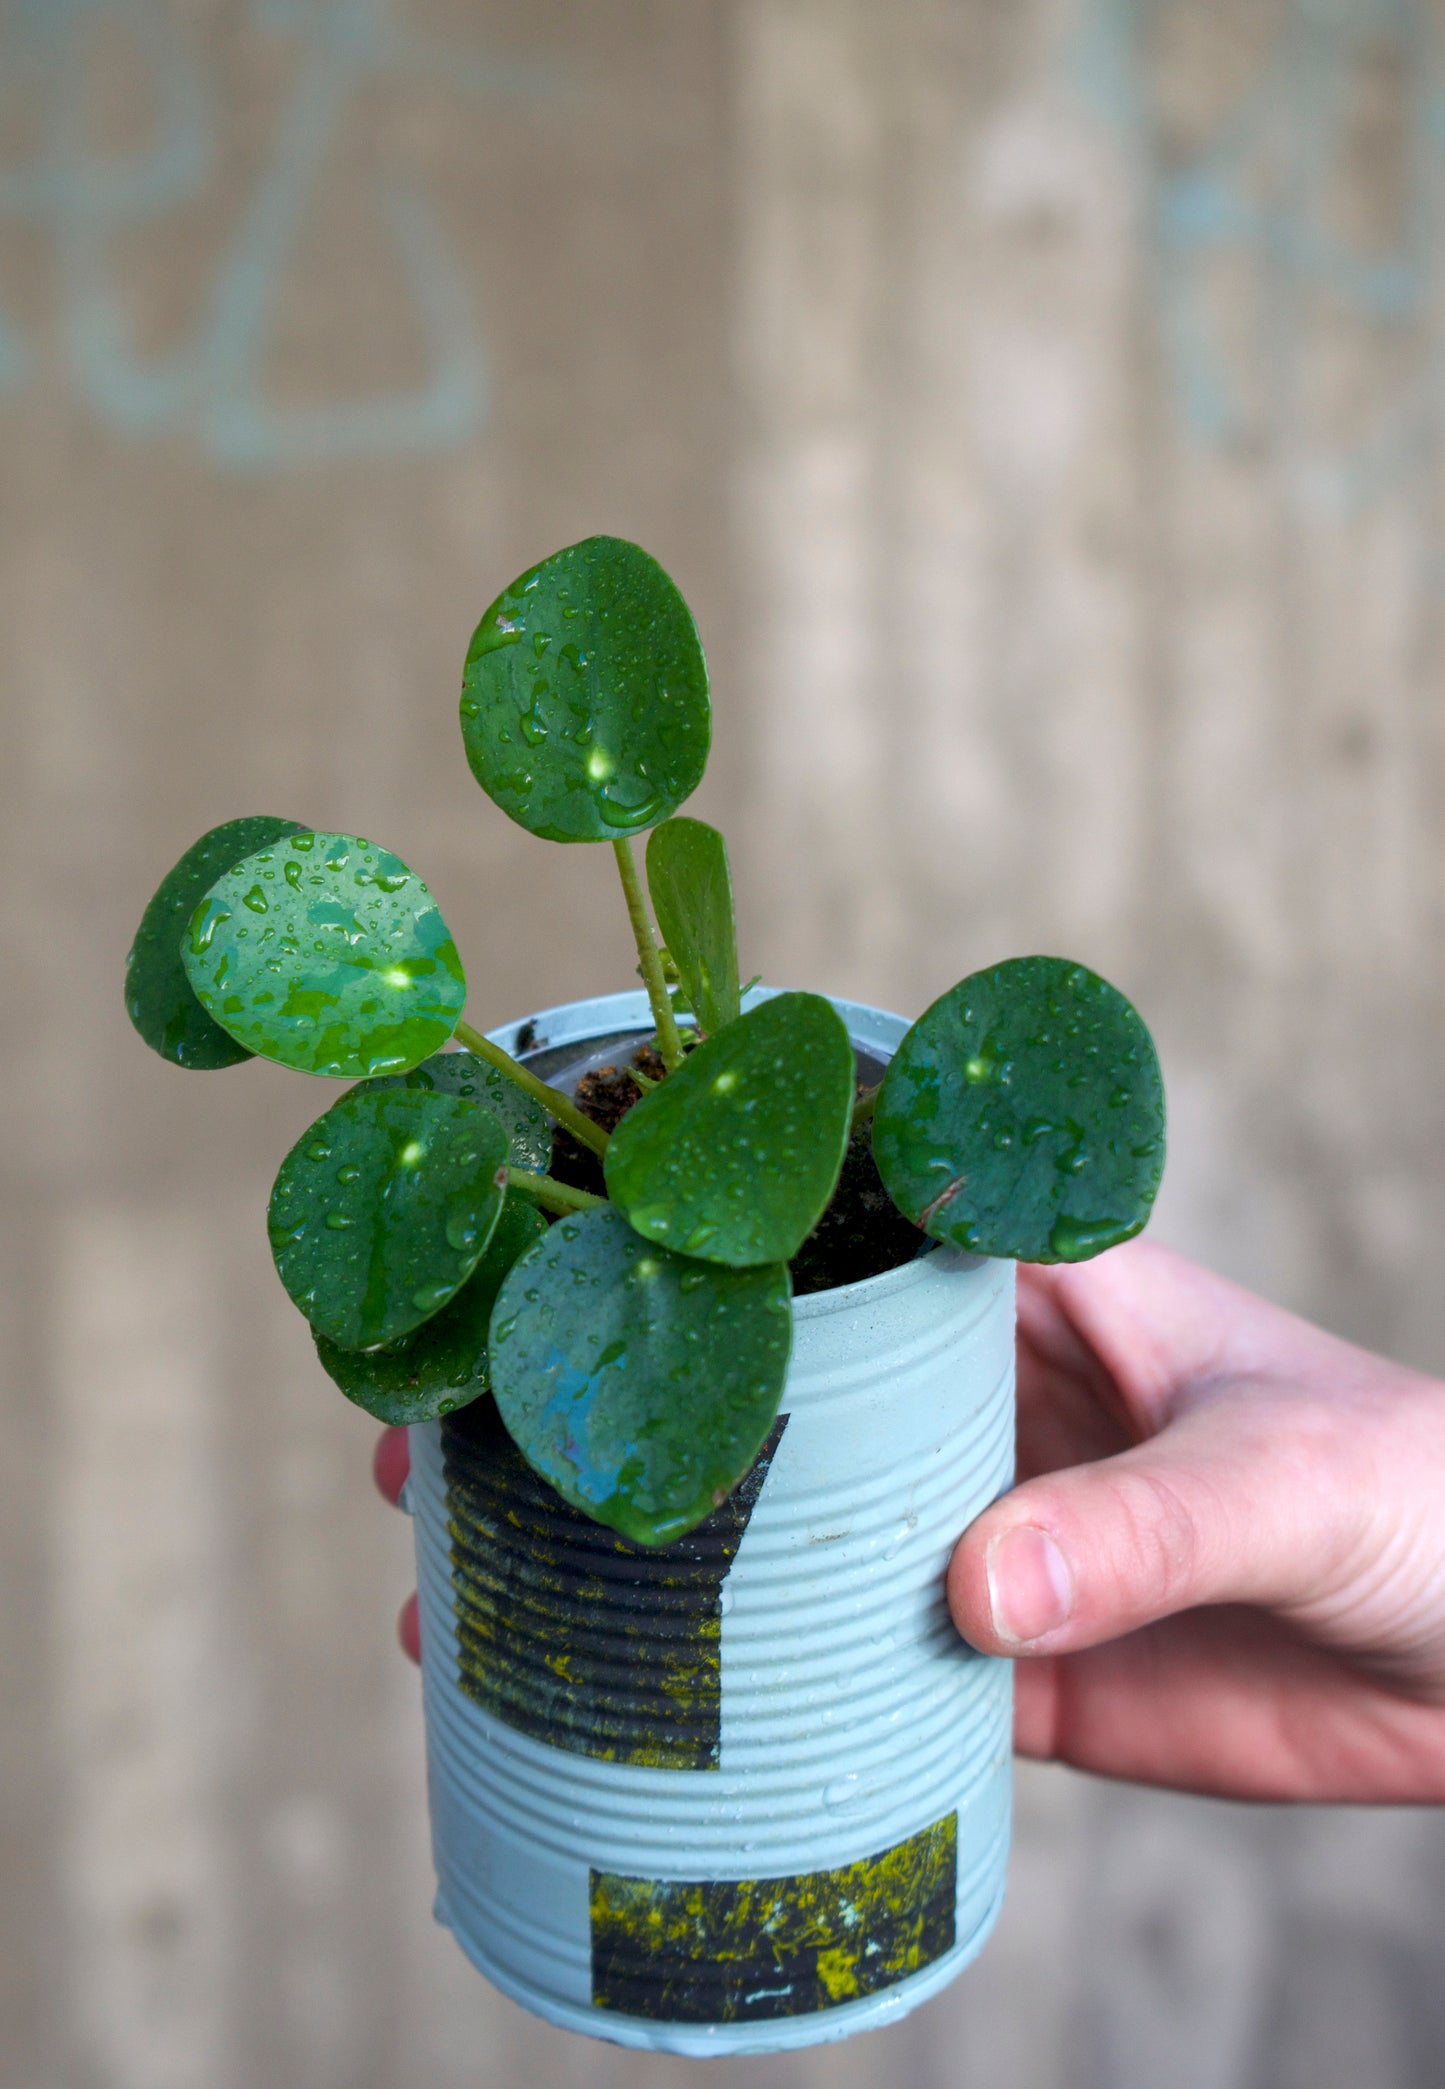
[{"x1": 3, "y1": 2, "x2": 1443, "y2": 2084}]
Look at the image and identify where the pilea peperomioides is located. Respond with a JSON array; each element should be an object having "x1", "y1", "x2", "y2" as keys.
[{"x1": 126, "y1": 534, "x2": 1166, "y2": 1549}]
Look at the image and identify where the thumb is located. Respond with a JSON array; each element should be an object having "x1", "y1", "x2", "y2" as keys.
[{"x1": 949, "y1": 1403, "x2": 1360, "y2": 1656}]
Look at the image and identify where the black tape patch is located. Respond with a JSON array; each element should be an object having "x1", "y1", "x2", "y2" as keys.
[
  {"x1": 442, "y1": 1400, "x2": 786, "y2": 1769},
  {"x1": 589, "y1": 1812, "x2": 957, "y2": 2022}
]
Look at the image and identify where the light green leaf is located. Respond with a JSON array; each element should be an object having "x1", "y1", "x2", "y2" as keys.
[
  {"x1": 603, "y1": 992, "x2": 855, "y2": 1265},
  {"x1": 459, "y1": 536, "x2": 710, "y2": 842},
  {"x1": 489, "y1": 1205, "x2": 792, "y2": 1546},
  {"x1": 125, "y1": 815, "x2": 305, "y2": 1067},
  {"x1": 314, "y1": 1197, "x2": 545, "y2": 1424},
  {"x1": 872, "y1": 957, "x2": 1166, "y2": 1262},
  {"x1": 183, "y1": 831, "x2": 466, "y2": 1079},
  {"x1": 646, "y1": 817, "x2": 741, "y2": 1036},
  {"x1": 268, "y1": 1087, "x2": 508, "y2": 1350}
]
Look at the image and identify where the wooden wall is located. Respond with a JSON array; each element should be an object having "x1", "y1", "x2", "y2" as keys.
[{"x1": 3, "y1": 3, "x2": 1443, "y2": 2084}]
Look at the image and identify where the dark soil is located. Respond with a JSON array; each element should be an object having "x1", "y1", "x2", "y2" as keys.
[
  {"x1": 787, "y1": 1116, "x2": 927, "y2": 1295},
  {"x1": 547, "y1": 1048, "x2": 665, "y2": 1200},
  {"x1": 546, "y1": 1045, "x2": 925, "y2": 1294}
]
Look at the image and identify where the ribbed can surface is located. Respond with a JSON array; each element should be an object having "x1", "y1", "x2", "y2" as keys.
[{"x1": 408, "y1": 991, "x2": 1015, "y2": 2056}]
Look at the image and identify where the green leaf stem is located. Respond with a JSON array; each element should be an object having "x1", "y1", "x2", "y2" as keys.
[
  {"x1": 183, "y1": 831, "x2": 466, "y2": 1079},
  {"x1": 489, "y1": 1206, "x2": 792, "y2": 1547},
  {"x1": 268, "y1": 1087, "x2": 508, "y2": 1350},
  {"x1": 314, "y1": 1197, "x2": 545, "y2": 1424},
  {"x1": 872, "y1": 957, "x2": 1166, "y2": 1263},
  {"x1": 645, "y1": 817, "x2": 741, "y2": 1036},
  {"x1": 459, "y1": 536, "x2": 710, "y2": 842},
  {"x1": 603, "y1": 992, "x2": 855, "y2": 1265},
  {"x1": 125, "y1": 815, "x2": 305, "y2": 1067}
]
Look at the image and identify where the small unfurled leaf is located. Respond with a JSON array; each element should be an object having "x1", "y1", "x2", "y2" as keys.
[
  {"x1": 315, "y1": 1197, "x2": 545, "y2": 1424},
  {"x1": 359, "y1": 1049, "x2": 549, "y2": 1171},
  {"x1": 183, "y1": 830, "x2": 466, "y2": 1079},
  {"x1": 646, "y1": 817, "x2": 741, "y2": 1036},
  {"x1": 489, "y1": 1205, "x2": 792, "y2": 1546},
  {"x1": 125, "y1": 815, "x2": 305, "y2": 1067},
  {"x1": 603, "y1": 992, "x2": 854, "y2": 1265},
  {"x1": 459, "y1": 536, "x2": 710, "y2": 842},
  {"x1": 268, "y1": 1087, "x2": 508, "y2": 1350},
  {"x1": 872, "y1": 957, "x2": 1166, "y2": 1263}
]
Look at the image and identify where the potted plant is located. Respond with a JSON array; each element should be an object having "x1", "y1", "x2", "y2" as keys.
[{"x1": 126, "y1": 536, "x2": 1165, "y2": 2056}]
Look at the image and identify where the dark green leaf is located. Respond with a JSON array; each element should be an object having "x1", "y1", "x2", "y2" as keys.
[
  {"x1": 872, "y1": 957, "x2": 1166, "y2": 1263},
  {"x1": 459, "y1": 536, "x2": 710, "y2": 842},
  {"x1": 268, "y1": 1088, "x2": 508, "y2": 1349},
  {"x1": 603, "y1": 992, "x2": 855, "y2": 1265},
  {"x1": 489, "y1": 1205, "x2": 792, "y2": 1546},
  {"x1": 125, "y1": 815, "x2": 305, "y2": 1067},
  {"x1": 358, "y1": 1049, "x2": 550, "y2": 1170},
  {"x1": 315, "y1": 1197, "x2": 545, "y2": 1424},
  {"x1": 183, "y1": 831, "x2": 466, "y2": 1079},
  {"x1": 646, "y1": 817, "x2": 741, "y2": 1036}
]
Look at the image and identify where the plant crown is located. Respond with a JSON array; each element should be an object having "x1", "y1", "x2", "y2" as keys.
[{"x1": 126, "y1": 534, "x2": 1166, "y2": 1546}]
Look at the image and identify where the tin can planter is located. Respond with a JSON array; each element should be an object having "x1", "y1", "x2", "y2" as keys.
[{"x1": 405, "y1": 990, "x2": 1015, "y2": 2057}]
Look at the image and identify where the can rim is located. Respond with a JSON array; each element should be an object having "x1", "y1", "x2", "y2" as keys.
[
  {"x1": 482, "y1": 986, "x2": 976, "y2": 1315},
  {"x1": 487, "y1": 984, "x2": 910, "y2": 1069}
]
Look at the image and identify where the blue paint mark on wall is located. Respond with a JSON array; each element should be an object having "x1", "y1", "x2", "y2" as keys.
[
  {"x1": 1072, "y1": 0, "x2": 1444, "y2": 513},
  {"x1": 0, "y1": 0, "x2": 555, "y2": 467}
]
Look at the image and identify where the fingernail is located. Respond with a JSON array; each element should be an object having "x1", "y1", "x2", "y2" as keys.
[{"x1": 986, "y1": 1525, "x2": 1073, "y2": 1646}]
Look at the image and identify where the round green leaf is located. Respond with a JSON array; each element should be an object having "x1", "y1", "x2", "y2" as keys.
[
  {"x1": 183, "y1": 831, "x2": 466, "y2": 1079},
  {"x1": 125, "y1": 815, "x2": 305, "y2": 1067},
  {"x1": 646, "y1": 817, "x2": 741, "y2": 1035},
  {"x1": 315, "y1": 1196, "x2": 545, "y2": 1424},
  {"x1": 359, "y1": 1049, "x2": 550, "y2": 1171},
  {"x1": 460, "y1": 536, "x2": 710, "y2": 842},
  {"x1": 489, "y1": 1205, "x2": 792, "y2": 1547},
  {"x1": 872, "y1": 957, "x2": 1166, "y2": 1263},
  {"x1": 603, "y1": 992, "x2": 855, "y2": 1266},
  {"x1": 268, "y1": 1087, "x2": 509, "y2": 1350}
]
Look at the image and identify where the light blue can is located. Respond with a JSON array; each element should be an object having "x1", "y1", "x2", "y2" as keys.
[{"x1": 406, "y1": 991, "x2": 1015, "y2": 2056}]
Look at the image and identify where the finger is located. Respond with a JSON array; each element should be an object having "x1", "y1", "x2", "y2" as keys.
[
  {"x1": 1018, "y1": 1238, "x2": 1252, "y2": 1437},
  {"x1": 1011, "y1": 1657, "x2": 1061, "y2": 1762},
  {"x1": 1010, "y1": 1243, "x2": 1220, "y2": 1483},
  {"x1": 1009, "y1": 1612, "x2": 1445, "y2": 1803},
  {"x1": 398, "y1": 1591, "x2": 420, "y2": 1664},
  {"x1": 373, "y1": 1426, "x2": 410, "y2": 1507},
  {"x1": 949, "y1": 1393, "x2": 1363, "y2": 1658},
  {"x1": 1013, "y1": 1321, "x2": 1132, "y2": 1480}
]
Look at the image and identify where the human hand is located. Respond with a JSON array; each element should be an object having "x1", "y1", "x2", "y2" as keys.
[
  {"x1": 373, "y1": 1427, "x2": 421, "y2": 1663},
  {"x1": 376, "y1": 1238, "x2": 1445, "y2": 1801},
  {"x1": 948, "y1": 1237, "x2": 1445, "y2": 1800}
]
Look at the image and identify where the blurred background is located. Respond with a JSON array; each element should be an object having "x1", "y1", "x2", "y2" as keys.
[{"x1": 4, "y1": 1, "x2": 1445, "y2": 2084}]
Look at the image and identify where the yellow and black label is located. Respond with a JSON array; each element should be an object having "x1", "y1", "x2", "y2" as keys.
[
  {"x1": 442, "y1": 1400, "x2": 786, "y2": 1769},
  {"x1": 589, "y1": 1812, "x2": 958, "y2": 2022}
]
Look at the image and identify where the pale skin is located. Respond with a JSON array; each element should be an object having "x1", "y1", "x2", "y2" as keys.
[{"x1": 374, "y1": 1237, "x2": 1445, "y2": 1803}]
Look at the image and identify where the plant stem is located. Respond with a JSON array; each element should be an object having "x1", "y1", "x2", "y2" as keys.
[
  {"x1": 612, "y1": 837, "x2": 684, "y2": 1070},
  {"x1": 454, "y1": 1019, "x2": 609, "y2": 1158},
  {"x1": 851, "y1": 1083, "x2": 880, "y2": 1132},
  {"x1": 502, "y1": 1168, "x2": 608, "y2": 1217}
]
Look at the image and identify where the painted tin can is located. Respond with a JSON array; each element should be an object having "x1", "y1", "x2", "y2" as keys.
[{"x1": 405, "y1": 990, "x2": 1015, "y2": 2056}]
